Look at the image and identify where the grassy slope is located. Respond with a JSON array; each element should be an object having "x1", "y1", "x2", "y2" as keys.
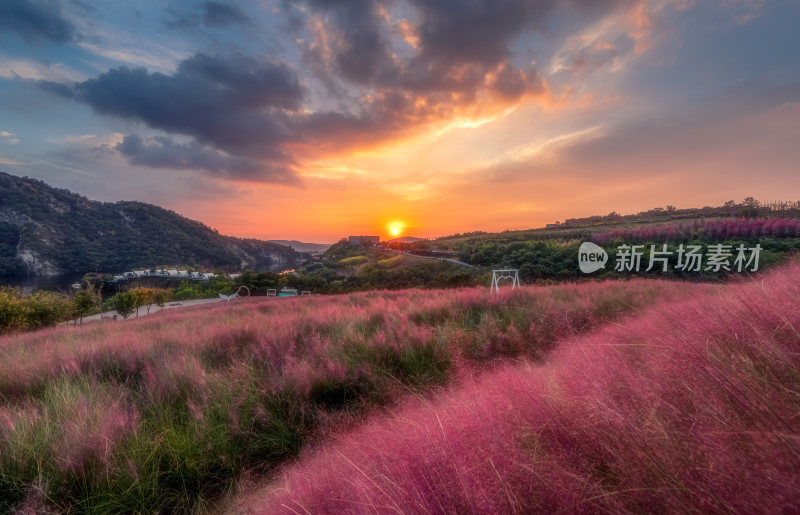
[
  {"x1": 428, "y1": 215, "x2": 730, "y2": 249},
  {"x1": 241, "y1": 262, "x2": 800, "y2": 514},
  {"x1": 305, "y1": 242, "x2": 480, "y2": 289},
  {"x1": 0, "y1": 278, "x2": 706, "y2": 512},
  {"x1": 429, "y1": 214, "x2": 800, "y2": 252},
  {"x1": 331, "y1": 246, "x2": 441, "y2": 271}
]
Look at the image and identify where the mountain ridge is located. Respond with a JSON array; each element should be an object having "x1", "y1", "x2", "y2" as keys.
[{"x1": 0, "y1": 172, "x2": 307, "y2": 277}]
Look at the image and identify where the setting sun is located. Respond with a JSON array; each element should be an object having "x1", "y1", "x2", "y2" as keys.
[{"x1": 388, "y1": 222, "x2": 405, "y2": 237}]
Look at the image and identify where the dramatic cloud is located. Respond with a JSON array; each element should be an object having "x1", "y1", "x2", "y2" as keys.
[
  {"x1": 0, "y1": 0, "x2": 76, "y2": 43},
  {"x1": 304, "y1": 0, "x2": 398, "y2": 85},
  {"x1": 33, "y1": 0, "x2": 635, "y2": 184},
  {"x1": 59, "y1": 54, "x2": 307, "y2": 179},
  {"x1": 72, "y1": 54, "x2": 304, "y2": 131},
  {"x1": 300, "y1": 0, "x2": 557, "y2": 97},
  {"x1": 115, "y1": 134, "x2": 298, "y2": 183},
  {"x1": 409, "y1": 0, "x2": 550, "y2": 66},
  {"x1": 50, "y1": 52, "x2": 545, "y2": 181},
  {"x1": 286, "y1": 0, "x2": 565, "y2": 153},
  {"x1": 32, "y1": 53, "x2": 310, "y2": 183}
]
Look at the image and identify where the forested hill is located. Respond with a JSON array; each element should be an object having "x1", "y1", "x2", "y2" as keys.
[{"x1": 0, "y1": 172, "x2": 306, "y2": 276}]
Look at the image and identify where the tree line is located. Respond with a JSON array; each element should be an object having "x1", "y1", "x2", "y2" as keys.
[{"x1": 0, "y1": 285, "x2": 174, "y2": 334}]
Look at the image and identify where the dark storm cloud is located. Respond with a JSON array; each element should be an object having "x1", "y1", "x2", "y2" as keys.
[
  {"x1": 409, "y1": 0, "x2": 553, "y2": 66},
  {"x1": 40, "y1": 53, "x2": 306, "y2": 184},
  {"x1": 36, "y1": 79, "x2": 76, "y2": 99},
  {"x1": 71, "y1": 53, "x2": 304, "y2": 157},
  {"x1": 202, "y1": 2, "x2": 249, "y2": 28},
  {"x1": 115, "y1": 134, "x2": 298, "y2": 183},
  {"x1": 305, "y1": 0, "x2": 398, "y2": 85},
  {"x1": 422, "y1": 0, "x2": 631, "y2": 57},
  {"x1": 0, "y1": 0, "x2": 76, "y2": 43},
  {"x1": 297, "y1": 0, "x2": 589, "y2": 99}
]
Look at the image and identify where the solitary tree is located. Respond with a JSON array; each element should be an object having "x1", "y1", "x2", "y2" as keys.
[
  {"x1": 72, "y1": 280, "x2": 101, "y2": 325},
  {"x1": 72, "y1": 291, "x2": 98, "y2": 325},
  {"x1": 742, "y1": 197, "x2": 761, "y2": 218},
  {"x1": 130, "y1": 288, "x2": 155, "y2": 317},
  {"x1": 110, "y1": 292, "x2": 137, "y2": 320},
  {"x1": 153, "y1": 289, "x2": 171, "y2": 311}
]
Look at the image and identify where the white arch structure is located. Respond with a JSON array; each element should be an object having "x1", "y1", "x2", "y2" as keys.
[
  {"x1": 490, "y1": 268, "x2": 520, "y2": 294},
  {"x1": 218, "y1": 286, "x2": 251, "y2": 303}
]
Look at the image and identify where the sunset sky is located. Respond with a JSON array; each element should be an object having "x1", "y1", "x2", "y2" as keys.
[{"x1": 0, "y1": 0, "x2": 798, "y2": 242}]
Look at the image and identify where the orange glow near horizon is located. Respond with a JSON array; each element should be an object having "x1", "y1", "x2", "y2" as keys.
[{"x1": 168, "y1": 93, "x2": 800, "y2": 244}]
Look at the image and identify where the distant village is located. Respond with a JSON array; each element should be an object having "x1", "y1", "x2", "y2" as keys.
[
  {"x1": 112, "y1": 269, "x2": 225, "y2": 282},
  {"x1": 107, "y1": 235, "x2": 399, "y2": 286}
]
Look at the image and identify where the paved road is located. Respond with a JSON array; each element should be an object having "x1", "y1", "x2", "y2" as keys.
[
  {"x1": 76, "y1": 297, "x2": 225, "y2": 324},
  {"x1": 387, "y1": 248, "x2": 482, "y2": 271}
]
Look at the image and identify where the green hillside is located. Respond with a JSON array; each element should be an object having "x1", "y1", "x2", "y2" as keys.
[{"x1": 0, "y1": 172, "x2": 306, "y2": 276}]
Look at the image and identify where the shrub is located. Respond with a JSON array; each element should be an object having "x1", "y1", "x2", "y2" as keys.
[
  {"x1": 108, "y1": 291, "x2": 137, "y2": 319},
  {"x1": 0, "y1": 287, "x2": 73, "y2": 333},
  {"x1": 71, "y1": 290, "x2": 99, "y2": 324}
]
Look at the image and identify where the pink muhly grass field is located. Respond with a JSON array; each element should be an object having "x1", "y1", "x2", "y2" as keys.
[
  {"x1": 243, "y1": 263, "x2": 800, "y2": 514},
  {"x1": 0, "y1": 276, "x2": 704, "y2": 511},
  {"x1": 592, "y1": 217, "x2": 800, "y2": 244}
]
